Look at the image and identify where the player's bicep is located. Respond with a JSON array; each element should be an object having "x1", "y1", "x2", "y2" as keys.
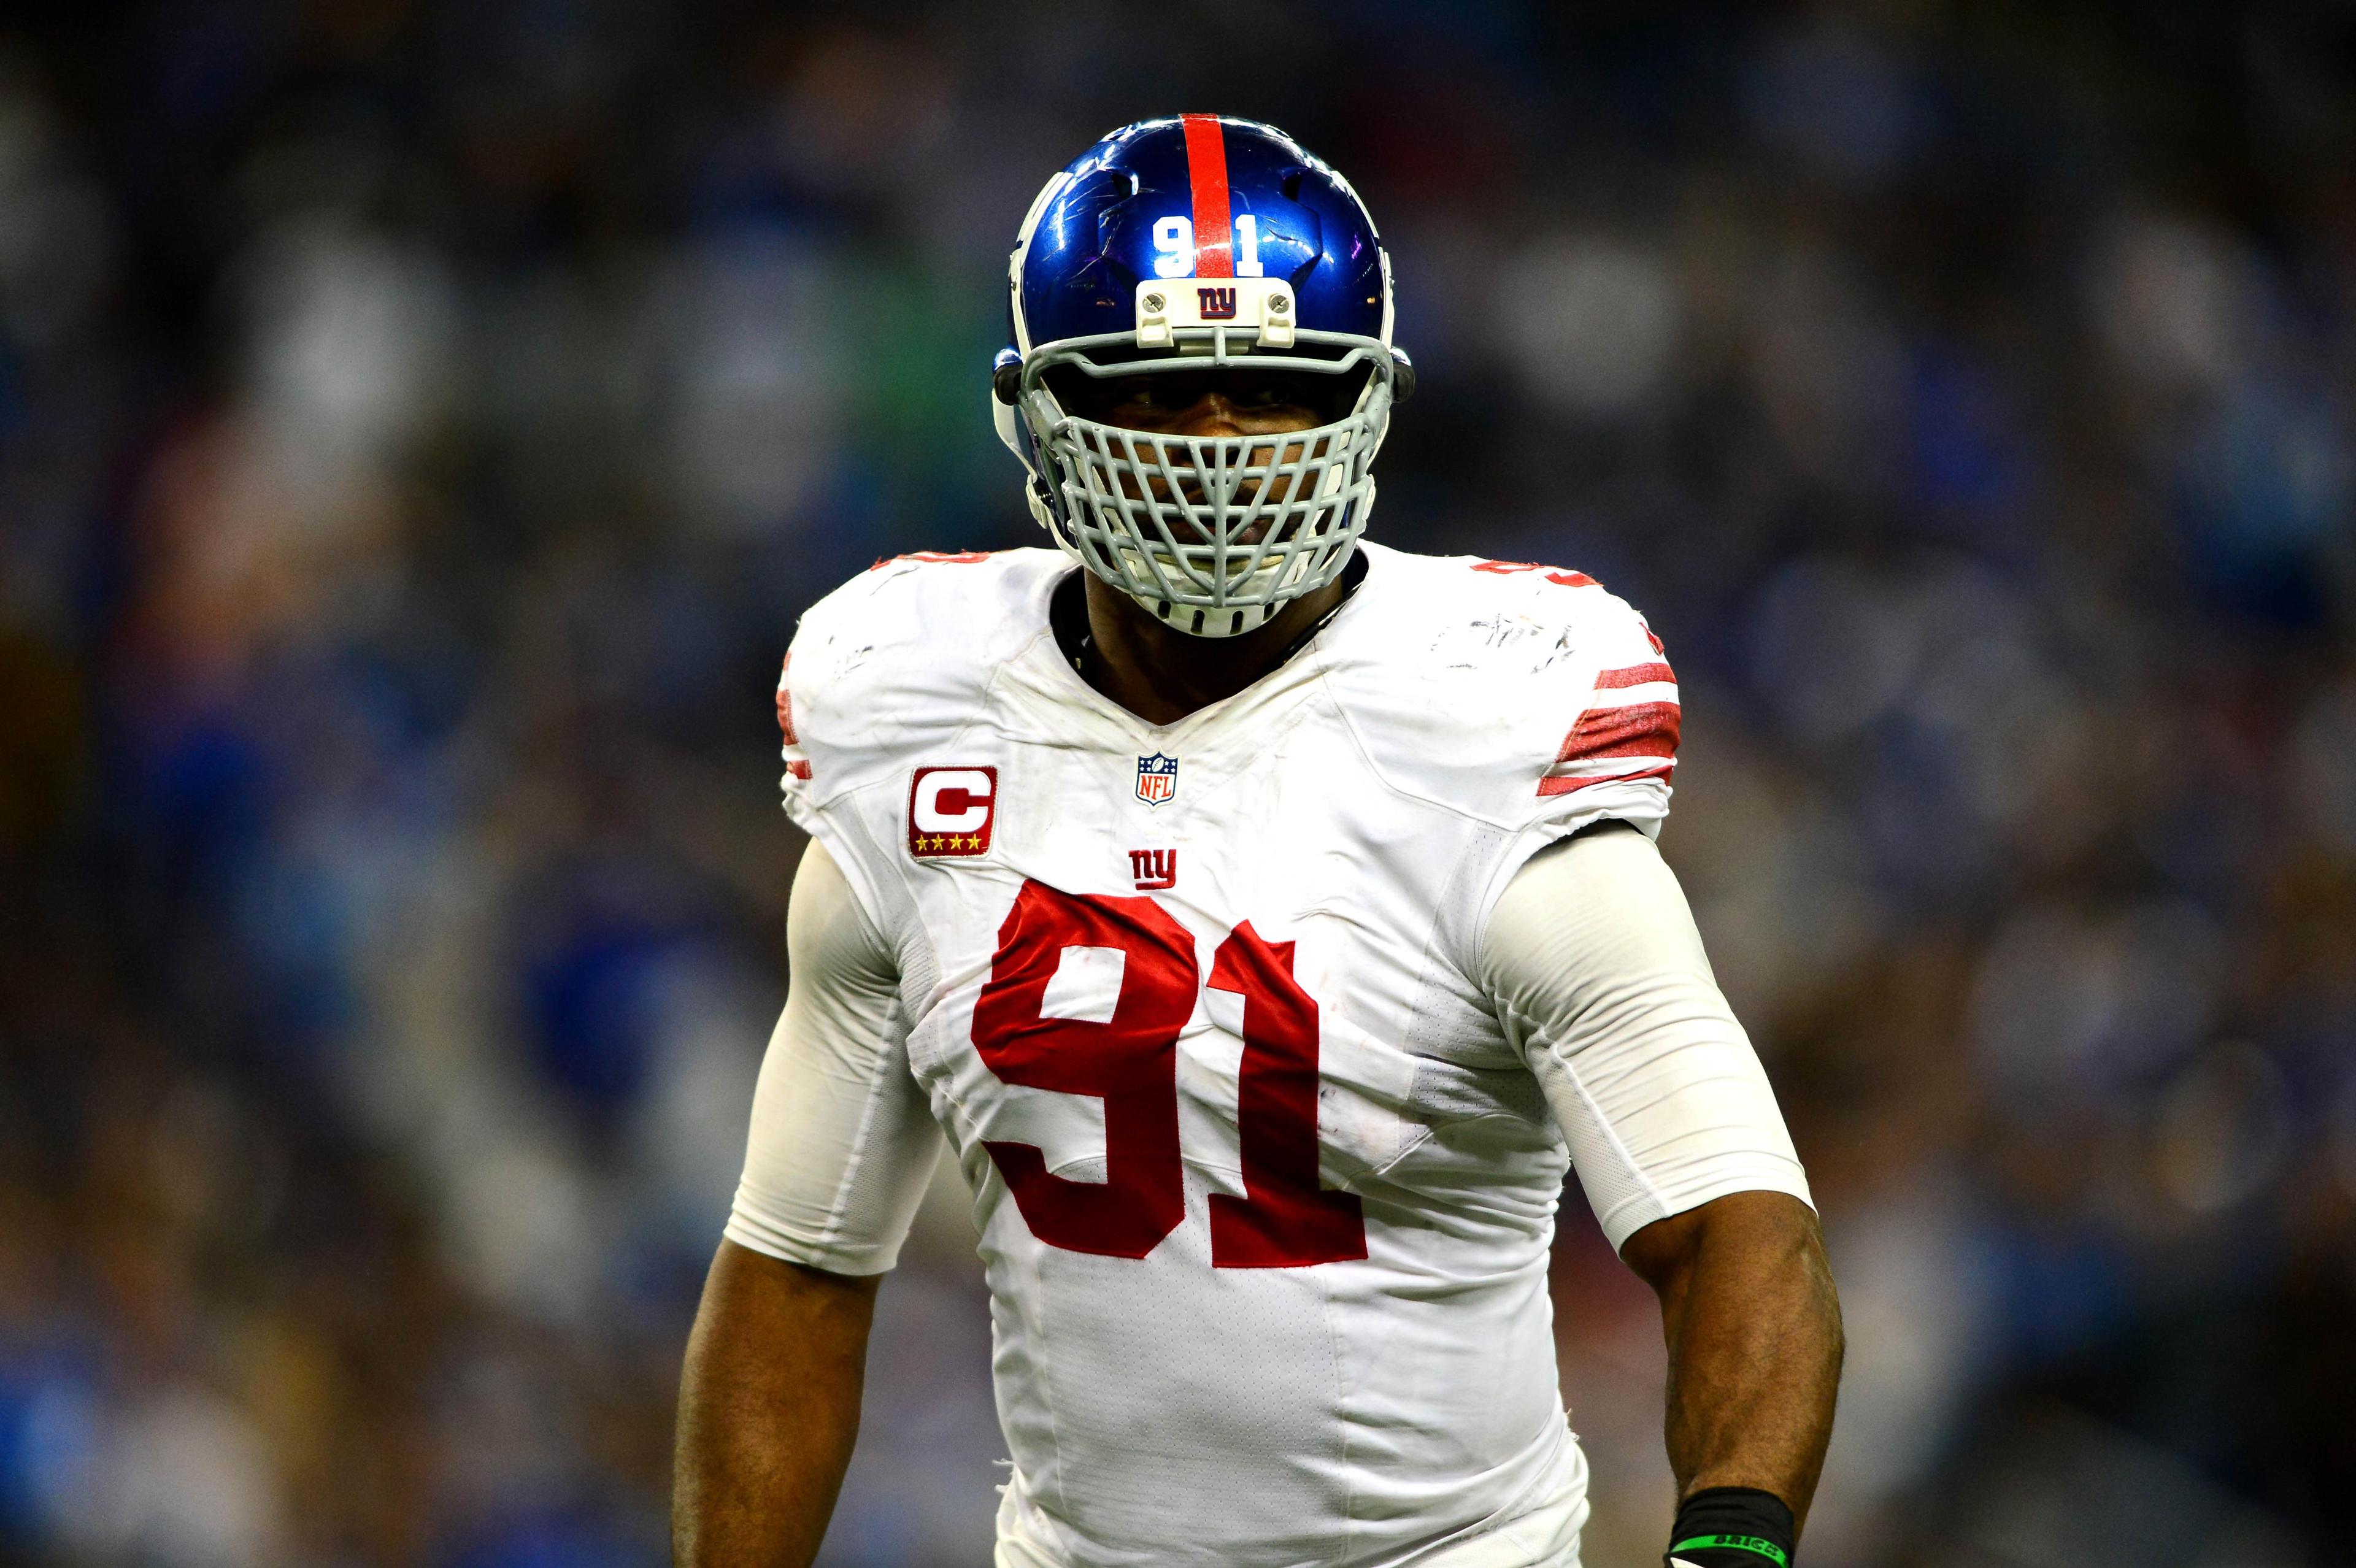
[
  {"x1": 1477, "y1": 826, "x2": 1810, "y2": 1254},
  {"x1": 724, "y1": 838, "x2": 942, "y2": 1275}
]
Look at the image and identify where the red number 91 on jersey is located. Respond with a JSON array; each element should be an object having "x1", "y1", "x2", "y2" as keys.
[{"x1": 971, "y1": 880, "x2": 1368, "y2": 1269}]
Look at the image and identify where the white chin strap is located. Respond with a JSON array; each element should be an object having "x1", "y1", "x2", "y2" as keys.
[{"x1": 1136, "y1": 591, "x2": 1285, "y2": 640}]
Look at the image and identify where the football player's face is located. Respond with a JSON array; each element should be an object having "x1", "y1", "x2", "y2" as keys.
[{"x1": 1069, "y1": 370, "x2": 1339, "y2": 520}]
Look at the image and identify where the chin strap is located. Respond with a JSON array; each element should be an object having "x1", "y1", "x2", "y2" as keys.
[
  {"x1": 1257, "y1": 548, "x2": 1368, "y2": 664},
  {"x1": 1057, "y1": 550, "x2": 1369, "y2": 687}
]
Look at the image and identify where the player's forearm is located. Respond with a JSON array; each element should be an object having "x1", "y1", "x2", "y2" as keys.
[
  {"x1": 674, "y1": 1240, "x2": 879, "y2": 1567},
  {"x1": 1622, "y1": 1190, "x2": 1843, "y2": 1528}
]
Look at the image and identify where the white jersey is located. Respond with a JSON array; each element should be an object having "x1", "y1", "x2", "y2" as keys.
[{"x1": 736, "y1": 543, "x2": 1805, "y2": 1568}]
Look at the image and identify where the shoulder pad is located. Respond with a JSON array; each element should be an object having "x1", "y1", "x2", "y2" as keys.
[
  {"x1": 779, "y1": 549, "x2": 1061, "y2": 809},
  {"x1": 1322, "y1": 547, "x2": 1677, "y2": 836}
]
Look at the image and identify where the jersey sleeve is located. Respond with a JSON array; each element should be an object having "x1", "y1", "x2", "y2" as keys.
[
  {"x1": 1524, "y1": 588, "x2": 1679, "y2": 840},
  {"x1": 1452, "y1": 571, "x2": 1685, "y2": 959},
  {"x1": 725, "y1": 838, "x2": 942, "y2": 1274},
  {"x1": 776, "y1": 650, "x2": 815, "y2": 818},
  {"x1": 774, "y1": 574, "x2": 898, "y2": 850},
  {"x1": 1476, "y1": 824, "x2": 1811, "y2": 1251}
]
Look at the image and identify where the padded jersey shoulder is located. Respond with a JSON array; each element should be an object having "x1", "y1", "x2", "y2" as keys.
[
  {"x1": 1315, "y1": 543, "x2": 1680, "y2": 834},
  {"x1": 779, "y1": 548, "x2": 1066, "y2": 808}
]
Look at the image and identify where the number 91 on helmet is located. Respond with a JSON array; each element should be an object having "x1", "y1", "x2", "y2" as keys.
[{"x1": 990, "y1": 115, "x2": 1416, "y2": 639}]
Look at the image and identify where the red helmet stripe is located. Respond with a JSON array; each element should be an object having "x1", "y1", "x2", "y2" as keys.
[{"x1": 1179, "y1": 113, "x2": 1233, "y2": 279}]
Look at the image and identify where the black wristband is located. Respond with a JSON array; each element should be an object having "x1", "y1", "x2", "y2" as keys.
[{"x1": 1665, "y1": 1487, "x2": 1796, "y2": 1568}]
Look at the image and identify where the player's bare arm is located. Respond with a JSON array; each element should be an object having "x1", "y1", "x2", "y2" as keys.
[
  {"x1": 674, "y1": 1243, "x2": 876, "y2": 1567},
  {"x1": 676, "y1": 837, "x2": 941, "y2": 1565},
  {"x1": 687, "y1": 116, "x2": 1839, "y2": 1568},
  {"x1": 1623, "y1": 1192, "x2": 1842, "y2": 1531}
]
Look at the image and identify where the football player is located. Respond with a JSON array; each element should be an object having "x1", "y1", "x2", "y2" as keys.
[{"x1": 676, "y1": 116, "x2": 1842, "y2": 1568}]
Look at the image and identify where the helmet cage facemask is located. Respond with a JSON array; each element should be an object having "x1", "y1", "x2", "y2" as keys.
[{"x1": 1016, "y1": 326, "x2": 1395, "y2": 640}]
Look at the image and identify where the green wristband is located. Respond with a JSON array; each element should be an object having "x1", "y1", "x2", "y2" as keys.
[{"x1": 1669, "y1": 1534, "x2": 1791, "y2": 1567}]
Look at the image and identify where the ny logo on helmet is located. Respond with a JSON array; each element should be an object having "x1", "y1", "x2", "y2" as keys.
[{"x1": 1196, "y1": 285, "x2": 1237, "y2": 320}]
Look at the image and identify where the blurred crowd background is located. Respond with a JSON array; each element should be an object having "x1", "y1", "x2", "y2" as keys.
[{"x1": 2, "y1": 1, "x2": 2354, "y2": 1564}]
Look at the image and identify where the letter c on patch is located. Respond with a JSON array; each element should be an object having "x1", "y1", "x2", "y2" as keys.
[{"x1": 914, "y1": 768, "x2": 993, "y2": 832}]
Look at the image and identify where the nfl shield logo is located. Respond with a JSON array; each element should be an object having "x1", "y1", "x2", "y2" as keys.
[{"x1": 1135, "y1": 753, "x2": 1178, "y2": 807}]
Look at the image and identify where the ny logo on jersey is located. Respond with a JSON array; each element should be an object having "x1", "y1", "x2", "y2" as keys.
[
  {"x1": 1196, "y1": 285, "x2": 1237, "y2": 319},
  {"x1": 1129, "y1": 848, "x2": 1177, "y2": 891},
  {"x1": 1136, "y1": 753, "x2": 1179, "y2": 806}
]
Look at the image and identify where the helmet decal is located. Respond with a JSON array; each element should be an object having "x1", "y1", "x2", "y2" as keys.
[{"x1": 1177, "y1": 114, "x2": 1234, "y2": 280}]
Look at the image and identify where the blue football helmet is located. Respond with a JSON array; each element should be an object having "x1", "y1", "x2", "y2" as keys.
[{"x1": 992, "y1": 115, "x2": 1413, "y2": 638}]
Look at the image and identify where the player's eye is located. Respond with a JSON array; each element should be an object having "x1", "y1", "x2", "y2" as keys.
[{"x1": 1106, "y1": 376, "x2": 1189, "y2": 414}]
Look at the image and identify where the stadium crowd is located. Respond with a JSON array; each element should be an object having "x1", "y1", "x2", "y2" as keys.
[{"x1": 1, "y1": 3, "x2": 2352, "y2": 1564}]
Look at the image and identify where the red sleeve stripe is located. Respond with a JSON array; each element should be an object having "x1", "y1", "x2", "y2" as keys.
[
  {"x1": 1555, "y1": 701, "x2": 1682, "y2": 763},
  {"x1": 1536, "y1": 763, "x2": 1674, "y2": 797},
  {"x1": 1594, "y1": 661, "x2": 1677, "y2": 690},
  {"x1": 776, "y1": 655, "x2": 798, "y2": 745},
  {"x1": 1179, "y1": 114, "x2": 1234, "y2": 279},
  {"x1": 788, "y1": 760, "x2": 812, "y2": 781}
]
